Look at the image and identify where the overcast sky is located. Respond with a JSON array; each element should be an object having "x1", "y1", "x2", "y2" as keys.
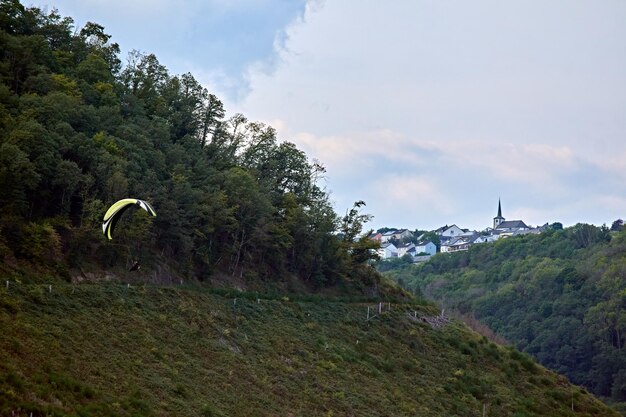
[{"x1": 28, "y1": 0, "x2": 626, "y2": 231}]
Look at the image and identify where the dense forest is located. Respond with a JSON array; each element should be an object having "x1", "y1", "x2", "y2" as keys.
[
  {"x1": 0, "y1": 1, "x2": 380, "y2": 293},
  {"x1": 382, "y1": 223, "x2": 626, "y2": 408}
]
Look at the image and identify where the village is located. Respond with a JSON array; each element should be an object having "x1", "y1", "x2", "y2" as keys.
[{"x1": 370, "y1": 200, "x2": 548, "y2": 262}]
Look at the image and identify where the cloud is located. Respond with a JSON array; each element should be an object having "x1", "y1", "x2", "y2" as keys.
[
  {"x1": 275, "y1": 125, "x2": 624, "y2": 229},
  {"x1": 370, "y1": 174, "x2": 454, "y2": 213},
  {"x1": 594, "y1": 150, "x2": 626, "y2": 183},
  {"x1": 238, "y1": 1, "x2": 626, "y2": 144},
  {"x1": 428, "y1": 141, "x2": 580, "y2": 195},
  {"x1": 31, "y1": 0, "x2": 309, "y2": 100},
  {"x1": 289, "y1": 129, "x2": 435, "y2": 177},
  {"x1": 285, "y1": 125, "x2": 583, "y2": 193}
]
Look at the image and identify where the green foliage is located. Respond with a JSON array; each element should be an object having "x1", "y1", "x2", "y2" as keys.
[
  {"x1": 0, "y1": 283, "x2": 618, "y2": 416},
  {"x1": 0, "y1": 142, "x2": 40, "y2": 213},
  {"x1": 0, "y1": 2, "x2": 383, "y2": 294},
  {"x1": 383, "y1": 225, "x2": 626, "y2": 406}
]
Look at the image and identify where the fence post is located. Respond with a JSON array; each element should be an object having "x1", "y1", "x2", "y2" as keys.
[
  {"x1": 5, "y1": 280, "x2": 8, "y2": 290},
  {"x1": 378, "y1": 302, "x2": 382, "y2": 314},
  {"x1": 48, "y1": 285, "x2": 52, "y2": 293},
  {"x1": 367, "y1": 306, "x2": 370, "y2": 321}
]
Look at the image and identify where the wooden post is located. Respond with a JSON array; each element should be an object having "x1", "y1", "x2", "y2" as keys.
[
  {"x1": 367, "y1": 306, "x2": 370, "y2": 321},
  {"x1": 378, "y1": 302, "x2": 382, "y2": 314},
  {"x1": 5, "y1": 280, "x2": 8, "y2": 290},
  {"x1": 48, "y1": 285, "x2": 52, "y2": 293}
]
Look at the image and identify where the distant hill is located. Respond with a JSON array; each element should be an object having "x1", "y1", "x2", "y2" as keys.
[
  {"x1": 0, "y1": 282, "x2": 618, "y2": 416},
  {"x1": 381, "y1": 224, "x2": 626, "y2": 412}
]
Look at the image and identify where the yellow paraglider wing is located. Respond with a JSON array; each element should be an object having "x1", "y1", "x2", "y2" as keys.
[{"x1": 102, "y1": 198, "x2": 156, "y2": 240}]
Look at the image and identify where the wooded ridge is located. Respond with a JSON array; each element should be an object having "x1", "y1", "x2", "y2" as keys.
[{"x1": 382, "y1": 224, "x2": 626, "y2": 412}]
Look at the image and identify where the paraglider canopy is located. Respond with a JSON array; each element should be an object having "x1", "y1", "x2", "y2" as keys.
[{"x1": 102, "y1": 198, "x2": 156, "y2": 240}]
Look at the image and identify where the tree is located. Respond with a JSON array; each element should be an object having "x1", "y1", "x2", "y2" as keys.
[
  {"x1": 340, "y1": 201, "x2": 379, "y2": 265},
  {"x1": 120, "y1": 51, "x2": 169, "y2": 116},
  {"x1": 569, "y1": 223, "x2": 610, "y2": 249},
  {"x1": 611, "y1": 219, "x2": 624, "y2": 232},
  {"x1": 222, "y1": 167, "x2": 273, "y2": 276},
  {"x1": 0, "y1": 142, "x2": 40, "y2": 215},
  {"x1": 78, "y1": 21, "x2": 121, "y2": 74},
  {"x1": 550, "y1": 222, "x2": 563, "y2": 231},
  {"x1": 199, "y1": 93, "x2": 224, "y2": 146}
]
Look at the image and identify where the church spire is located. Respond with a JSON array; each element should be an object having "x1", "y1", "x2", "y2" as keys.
[{"x1": 494, "y1": 198, "x2": 505, "y2": 229}]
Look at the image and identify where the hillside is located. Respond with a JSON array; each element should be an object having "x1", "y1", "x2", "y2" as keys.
[
  {"x1": 0, "y1": 1, "x2": 379, "y2": 295},
  {"x1": 0, "y1": 281, "x2": 619, "y2": 417},
  {"x1": 381, "y1": 224, "x2": 626, "y2": 411}
]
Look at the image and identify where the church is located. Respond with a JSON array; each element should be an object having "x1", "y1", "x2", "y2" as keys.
[{"x1": 492, "y1": 199, "x2": 531, "y2": 232}]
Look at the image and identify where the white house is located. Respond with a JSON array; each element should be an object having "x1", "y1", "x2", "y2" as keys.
[
  {"x1": 377, "y1": 242, "x2": 398, "y2": 259},
  {"x1": 441, "y1": 236, "x2": 474, "y2": 253},
  {"x1": 380, "y1": 229, "x2": 414, "y2": 243},
  {"x1": 392, "y1": 229, "x2": 414, "y2": 241},
  {"x1": 437, "y1": 225, "x2": 464, "y2": 238},
  {"x1": 397, "y1": 242, "x2": 415, "y2": 257},
  {"x1": 414, "y1": 241, "x2": 437, "y2": 256},
  {"x1": 473, "y1": 235, "x2": 499, "y2": 244}
]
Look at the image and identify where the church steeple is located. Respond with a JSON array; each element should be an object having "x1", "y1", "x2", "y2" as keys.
[{"x1": 493, "y1": 198, "x2": 505, "y2": 229}]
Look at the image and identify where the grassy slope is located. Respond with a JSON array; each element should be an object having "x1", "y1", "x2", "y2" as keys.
[{"x1": 0, "y1": 282, "x2": 618, "y2": 417}]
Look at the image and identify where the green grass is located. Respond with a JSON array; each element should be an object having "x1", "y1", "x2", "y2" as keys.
[{"x1": 0, "y1": 282, "x2": 618, "y2": 417}]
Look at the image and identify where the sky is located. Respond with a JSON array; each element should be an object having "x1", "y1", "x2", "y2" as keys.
[{"x1": 27, "y1": 0, "x2": 626, "y2": 232}]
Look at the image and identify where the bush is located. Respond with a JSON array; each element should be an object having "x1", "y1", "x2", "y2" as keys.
[{"x1": 18, "y1": 221, "x2": 62, "y2": 264}]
